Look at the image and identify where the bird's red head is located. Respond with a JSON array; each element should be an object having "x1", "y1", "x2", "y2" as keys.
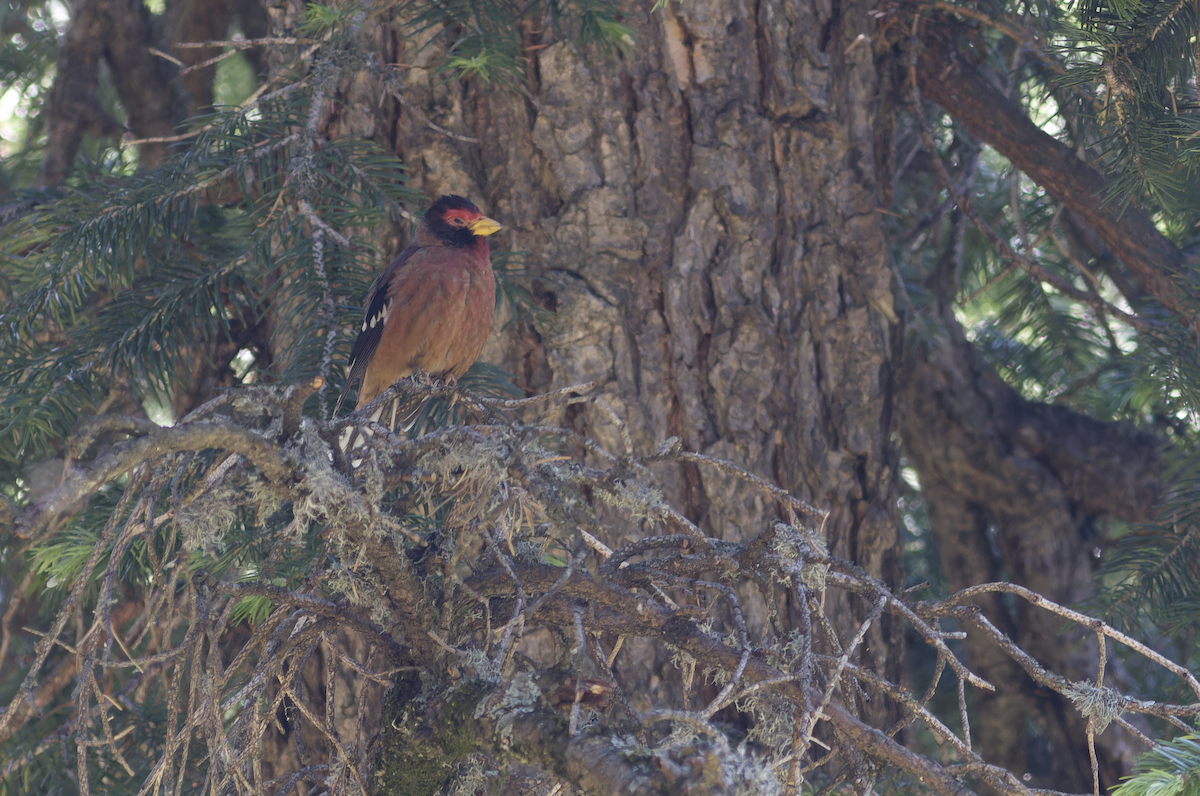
[{"x1": 425, "y1": 195, "x2": 502, "y2": 247}]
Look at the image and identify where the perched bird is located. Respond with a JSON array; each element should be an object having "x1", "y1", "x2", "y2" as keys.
[{"x1": 335, "y1": 195, "x2": 501, "y2": 420}]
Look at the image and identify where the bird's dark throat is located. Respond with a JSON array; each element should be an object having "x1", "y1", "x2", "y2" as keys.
[{"x1": 429, "y1": 225, "x2": 479, "y2": 248}]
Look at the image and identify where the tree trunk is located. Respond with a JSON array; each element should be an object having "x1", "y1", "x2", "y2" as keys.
[
  {"x1": 372, "y1": 0, "x2": 902, "y2": 697},
  {"x1": 294, "y1": 0, "x2": 906, "y2": 777},
  {"x1": 898, "y1": 214, "x2": 1159, "y2": 790}
]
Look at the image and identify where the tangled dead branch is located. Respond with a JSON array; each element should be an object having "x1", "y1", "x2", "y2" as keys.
[{"x1": 1, "y1": 380, "x2": 1194, "y2": 796}]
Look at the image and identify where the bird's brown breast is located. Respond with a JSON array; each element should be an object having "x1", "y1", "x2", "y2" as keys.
[{"x1": 355, "y1": 240, "x2": 495, "y2": 408}]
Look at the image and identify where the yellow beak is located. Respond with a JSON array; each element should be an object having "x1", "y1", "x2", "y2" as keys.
[{"x1": 468, "y1": 216, "x2": 503, "y2": 237}]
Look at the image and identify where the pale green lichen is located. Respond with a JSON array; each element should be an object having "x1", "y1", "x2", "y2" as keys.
[
  {"x1": 1063, "y1": 680, "x2": 1122, "y2": 734},
  {"x1": 289, "y1": 421, "x2": 368, "y2": 538},
  {"x1": 595, "y1": 479, "x2": 666, "y2": 523},
  {"x1": 483, "y1": 671, "x2": 541, "y2": 746},
  {"x1": 323, "y1": 560, "x2": 389, "y2": 622},
  {"x1": 463, "y1": 648, "x2": 503, "y2": 685},
  {"x1": 513, "y1": 537, "x2": 546, "y2": 564},
  {"x1": 609, "y1": 732, "x2": 783, "y2": 795},
  {"x1": 245, "y1": 477, "x2": 285, "y2": 529},
  {"x1": 425, "y1": 432, "x2": 512, "y2": 484},
  {"x1": 722, "y1": 745, "x2": 784, "y2": 796},
  {"x1": 443, "y1": 754, "x2": 490, "y2": 796},
  {"x1": 176, "y1": 481, "x2": 239, "y2": 555},
  {"x1": 771, "y1": 522, "x2": 829, "y2": 591},
  {"x1": 740, "y1": 691, "x2": 797, "y2": 749}
]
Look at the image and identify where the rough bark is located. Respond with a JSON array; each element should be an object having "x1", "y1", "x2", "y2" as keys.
[
  {"x1": 475, "y1": 0, "x2": 896, "y2": 716},
  {"x1": 301, "y1": 0, "x2": 1170, "y2": 788},
  {"x1": 283, "y1": 0, "x2": 904, "y2": 732}
]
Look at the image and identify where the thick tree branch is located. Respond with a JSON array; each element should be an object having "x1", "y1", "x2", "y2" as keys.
[
  {"x1": 7, "y1": 382, "x2": 1183, "y2": 794},
  {"x1": 38, "y1": 0, "x2": 176, "y2": 186},
  {"x1": 914, "y1": 12, "x2": 1198, "y2": 322},
  {"x1": 37, "y1": 0, "x2": 117, "y2": 186}
]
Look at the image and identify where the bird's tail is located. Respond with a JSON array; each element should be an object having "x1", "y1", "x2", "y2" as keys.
[
  {"x1": 337, "y1": 394, "x2": 425, "y2": 465},
  {"x1": 332, "y1": 382, "x2": 353, "y2": 418}
]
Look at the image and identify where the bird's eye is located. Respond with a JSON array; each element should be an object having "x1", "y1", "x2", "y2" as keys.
[{"x1": 450, "y1": 217, "x2": 465, "y2": 226}]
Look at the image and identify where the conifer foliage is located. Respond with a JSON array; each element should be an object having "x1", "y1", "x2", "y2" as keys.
[{"x1": 1, "y1": 94, "x2": 413, "y2": 479}]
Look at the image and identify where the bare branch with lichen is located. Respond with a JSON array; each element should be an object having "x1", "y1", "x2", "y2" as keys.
[{"x1": 4, "y1": 379, "x2": 1194, "y2": 796}]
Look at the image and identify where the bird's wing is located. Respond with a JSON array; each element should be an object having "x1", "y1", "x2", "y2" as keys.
[{"x1": 334, "y1": 244, "x2": 422, "y2": 416}]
